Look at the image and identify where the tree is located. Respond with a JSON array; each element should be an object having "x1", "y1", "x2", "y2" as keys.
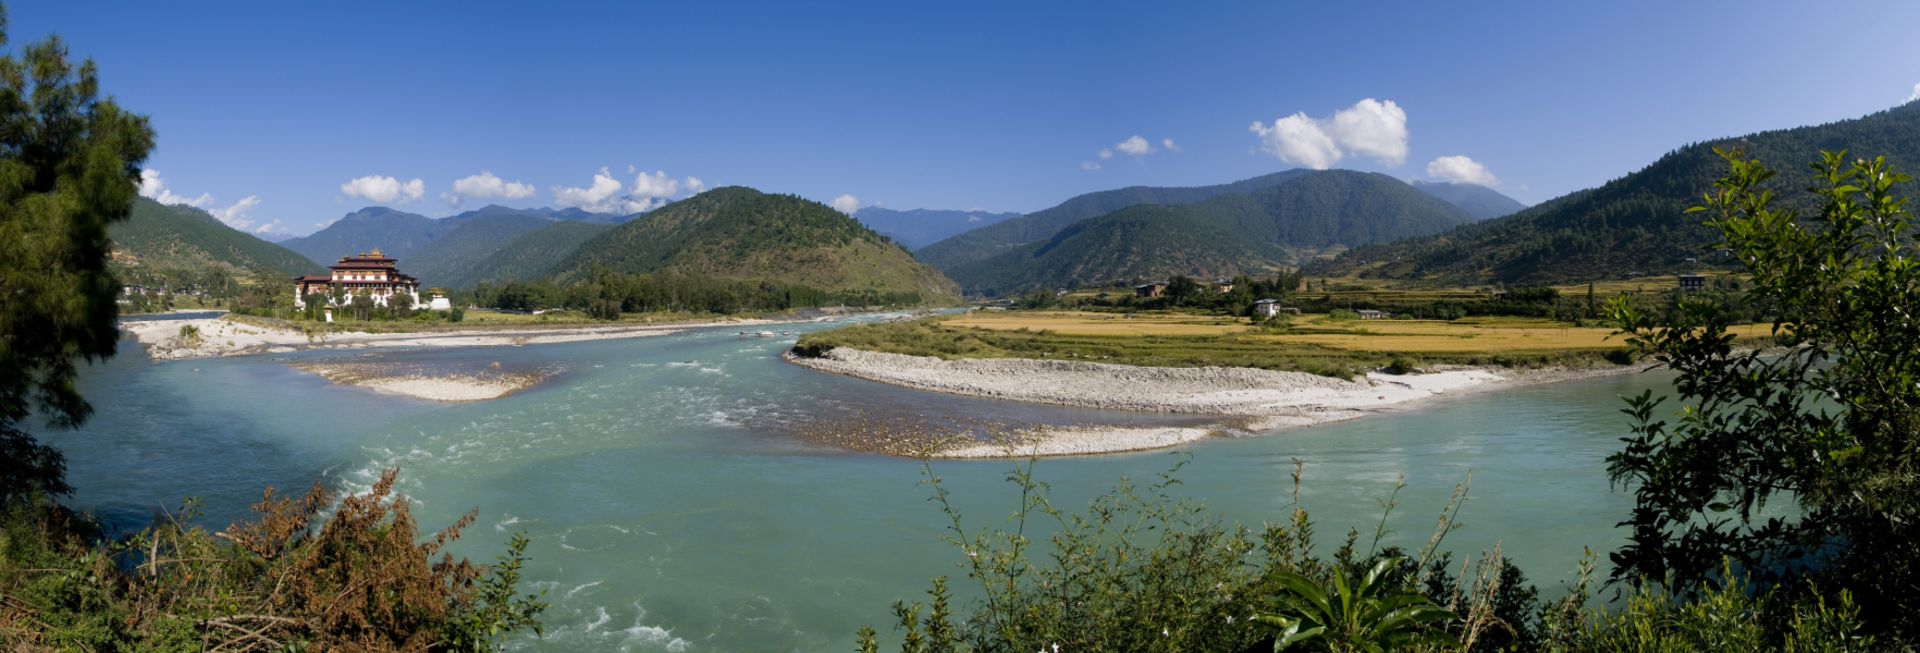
[
  {"x1": 1607, "y1": 149, "x2": 1920, "y2": 634},
  {"x1": 388, "y1": 291, "x2": 414, "y2": 319},
  {"x1": 1164, "y1": 275, "x2": 1201, "y2": 305},
  {"x1": 0, "y1": 8, "x2": 155, "y2": 504},
  {"x1": 350, "y1": 294, "x2": 375, "y2": 321}
]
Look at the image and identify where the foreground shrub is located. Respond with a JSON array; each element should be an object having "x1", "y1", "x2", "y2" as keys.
[
  {"x1": 0, "y1": 469, "x2": 546, "y2": 652},
  {"x1": 859, "y1": 456, "x2": 1517, "y2": 653}
]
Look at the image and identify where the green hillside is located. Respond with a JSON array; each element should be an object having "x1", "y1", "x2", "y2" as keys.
[
  {"x1": 546, "y1": 187, "x2": 959, "y2": 299},
  {"x1": 951, "y1": 170, "x2": 1480, "y2": 295},
  {"x1": 400, "y1": 213, "x2": 557, "y2": 288},
  {"x1": 429, "y1": 221, "x2": 614, "y2": 290},
  {"x1": 1408, "y1": 180, "x2": 1527, "y2": 219},
  {"x1": 111, "y1": 197, "x2": 325, "y2": 275},
  {"x1": 1319, "y1": 102, "x2": 1920, "y2": 285},
  {"x1": 913, "y1": 170, "x2": 1311, "y2": 272}
]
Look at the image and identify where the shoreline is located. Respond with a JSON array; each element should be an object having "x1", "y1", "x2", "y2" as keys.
[
  {"x1": 119, "y1": 315, "x2": 818, "y2": 361},
  {"x1": 784, "y1": 347, "x2": 1639, "y2": 458}
]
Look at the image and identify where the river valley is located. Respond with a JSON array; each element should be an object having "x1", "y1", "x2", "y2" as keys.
[{"x1": 53, "y1": 312, "x2": 1668, "y2": 652}]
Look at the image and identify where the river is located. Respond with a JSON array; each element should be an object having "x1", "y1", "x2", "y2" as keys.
[{"x1": 52, "y1": 313, "x2": 1668, "y2": 651}]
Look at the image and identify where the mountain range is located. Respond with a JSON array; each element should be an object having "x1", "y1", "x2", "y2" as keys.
[
  {"x1": 851, "y1": 207, "x2": 1023, "y2": 250},
  {"x1": 948, "y1": 170, "x2": 1484, "y2": 295},
  {"x1": 1315, "y1": 101, "x2": 1920, "y2": 285},
  {"x1": 278, "y1": 204, "x2": 629, "y2": 266},
  {"x1": 912, "y1": 171, "x2": 1318, "y2": 272}
]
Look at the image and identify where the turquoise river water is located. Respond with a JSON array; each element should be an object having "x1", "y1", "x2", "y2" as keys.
[{"x1": 52, "y1": 313, "x2": 1672, "y2": 652}]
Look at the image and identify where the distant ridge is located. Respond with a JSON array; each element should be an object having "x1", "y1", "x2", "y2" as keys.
[
  {"x1": 401, "y1": 213, "x2": 560, "y2": 289},
  {"x1": 852, "y1": 207, "x2": 1022, "y2": 250},
  {"x1": 280, "y1": 204, "x2": 640, "y2": 267},
  {"x1": 1319, "y1": 101, "x2": 1920, "y2": 285},
  {"x1": 912, "y1": 170, "x2": 1313, "y2": 272},
  {"x1": 950, "y1": 170, "x2": 1480, "y2": 295},
  {"x1": 111, "y1": 197, "x2": 325, "y2": 275},
  {"x1": 439, "y1": 221, "x2": 616, "y2": 290},
  {"x1": 280, "y1": 207, "x2": 445, "y2": 264},
  {"x1": 1407, "y1": 180, "x2": 1527, "y2": 219}
]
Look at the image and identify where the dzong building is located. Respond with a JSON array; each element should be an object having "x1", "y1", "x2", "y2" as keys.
[{"x1": 292, "y1": 249, "x2": 423, "y2": 309}]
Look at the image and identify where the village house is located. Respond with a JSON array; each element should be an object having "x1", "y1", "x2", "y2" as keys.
[
  {"x1": 1356, "y1": 309, "x2": 1390, "y2": 320},
  {"x1": 1135, "y1": 281, "x2": 1168, "y2": 298},
  {"x1": 292, "y1": 249, "x2": 423, "y2": 310},
  {"x1": 1252, "y1": 299, "x2": 1303, "y2": 318},
  {"x1": 1209, "y1": 278, "x2": 1235, "y2": 293},
  {"x1": 1678, "y1": 275, "x2": 1706, "y2": 292}
]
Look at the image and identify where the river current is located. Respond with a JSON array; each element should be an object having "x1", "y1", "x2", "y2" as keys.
[{"x1": 54, "y1": 313, "x2": 1669, "y2": 651}]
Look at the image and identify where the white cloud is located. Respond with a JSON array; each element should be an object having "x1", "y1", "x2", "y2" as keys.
[
  {"x1": 1908, "y1": 83, "x2": 1920, "y2": 104},
  {"x1": 684, "y1": 177, "x2": 706, "y2": 194},
  {"x1": 1081, "y1": 161, "x2": 1102, "y2": 171},
  {"x1": 1426, "y1": 156, "x2": 1499, "y2": 186},
  {"x1": 967, "y1": 215, "x2": 981, "y2": 222},
  {"x1": 340, "y1": 175, "x2": 425, "y2": 204},
  {"x1": 209, "y1": 196, "x2": 262, "y2": 230},
  {"x1": 1250, "y1": 113, "x2": 1343, "y2": 169},
  {"x1": 550, "y1": 167, "x2": 650, "y2": 214},
  {"x1": 1115, "y1": 135, "x2": 1155, "y2": 156},
  {"x1": 1098, "y1": 149, "x2": 1114, "y2": 160},
  {"x1": 1326, "y1": 99, "x2": 1408, "y2": 165},
  {"x1": 1250, "y1": 98, "x2": 1409, "y2": 169},
  {"x1": 253, "y1": 219, "x2": 284, "y2": 234},
  {"x1": 137, "y1": 170, "x2": 214, "y2": 207},
  {"x1": 445, "y1": 171, "x2": 536, "y2": 207},
  {"x1": 831, "y1": 194, "x2": 859, "y2": 215},
  {"x1": 630, "y1": 171, "x2": 685, "y2": 198},
  {"x1": 1163, "y1": 138, "x2": 1181, "y2": 152}
]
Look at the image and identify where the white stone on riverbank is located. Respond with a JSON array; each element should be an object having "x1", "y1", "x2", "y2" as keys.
[{"x1": 935, "y1": 426, "x2": 1215, "y2": 458}]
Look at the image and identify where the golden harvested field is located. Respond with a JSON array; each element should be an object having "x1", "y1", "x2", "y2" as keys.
[
  {"x1": 943, "y1": 311, "x2": 1252, "y2": 336},
  {"x1": 942, "y1": 310, "x2": 1776, "y2": 355},
  {"x1": 1258, "y1": 318, "x2": 1775, "y2": 353}
]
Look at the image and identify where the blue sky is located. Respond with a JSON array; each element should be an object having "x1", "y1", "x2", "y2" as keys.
[{"x1": 16, "y1": 0, "x2": 1920, "y2": 236}]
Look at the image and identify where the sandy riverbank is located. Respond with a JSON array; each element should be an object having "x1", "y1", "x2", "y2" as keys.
[
  {"x1": 289, "y1": 361, "x2": 551, "y2": 402},
  {"x1": 785, "y1": 347, "x2": 1636, "y2": 457},
  {"x1": 120, "y1": 315, "x2": 810, "y2": 361}
]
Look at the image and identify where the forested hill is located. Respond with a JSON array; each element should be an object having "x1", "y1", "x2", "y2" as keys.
[
  {"x1": 912, "y1": 170, "x2": 1313, "y2": 272},
  {"x1": 423, "y1": 221, "x2": 614, "y2": 291},
  {"x1": 951, "y1": 170, "x2": 1481, "y2": 296},
  {"x1": 1315, "y1": 102, "x2": 1920, "y2": 286},
  {"x1": 545, "y1": 187, "x2": 960, "y2": 299},
  {"x1": 110, "y1": 197, "x2": 325, "y2": 275},
  {"x1": 852, "y1": 207, "x2": 1023, "y2": 250},
  {"x1": 1408, "y1": 180, "x2": 1527, "y2": 219}
]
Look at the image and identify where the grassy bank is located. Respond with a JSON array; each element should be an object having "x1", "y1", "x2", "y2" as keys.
[{"x1": 797, "y1": 310, "x2": 1777, "y2": 378}]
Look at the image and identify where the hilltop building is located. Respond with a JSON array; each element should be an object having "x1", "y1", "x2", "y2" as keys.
[{"x1": 292, "y1": 249, "x2": 423, "y2": 309}]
